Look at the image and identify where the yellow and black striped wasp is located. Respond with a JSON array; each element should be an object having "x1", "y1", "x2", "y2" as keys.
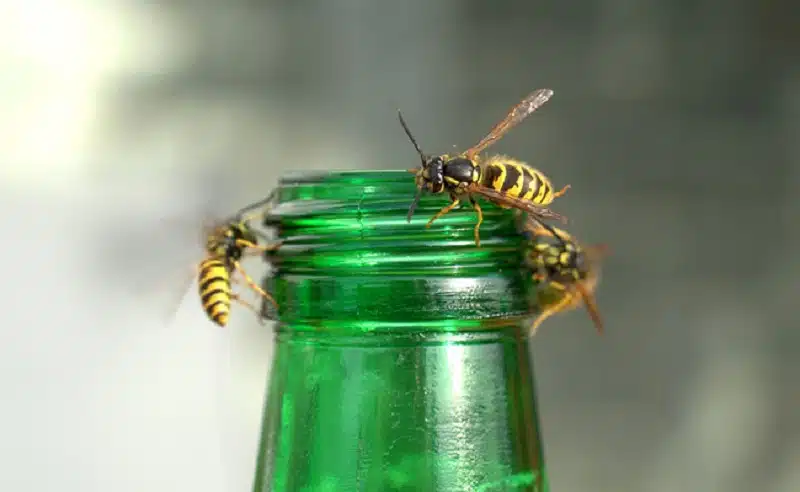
[
  {"x1": 94, "y1": 181, "x2": 282, "y2": 328},
  {"x1": 188, "y1": 192, "x2": 283, "y2": 327},
  {"x1": 523, "y1": 222, "x2": 609, "y2": 336},
  {"x1": 399, "y1": 88, "x2": 570, "y2": 247}
]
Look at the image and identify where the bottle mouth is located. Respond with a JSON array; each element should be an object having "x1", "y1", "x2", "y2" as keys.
[
  {"x1": 259, "y1": 170, "x2": 534, "y2": 326},
  {"x1": 264, "y1": 170, "x2": 525, "y2": 271},
  {"x1": 272, "y1": 168, "x2": 522, "y2": 227}
]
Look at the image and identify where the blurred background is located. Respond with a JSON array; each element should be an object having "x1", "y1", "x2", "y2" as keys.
[{"x1": 0, "y1": 0, "x2": 797, "y2": 491}]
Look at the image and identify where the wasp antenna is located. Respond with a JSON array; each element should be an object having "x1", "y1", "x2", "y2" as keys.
[
  {"x1": 232, "y1": 188, "x2": 280, "y2": 223},
  {"x1": 406, "y1": 186, "x2": 424, "y2": 223},
  {"x1": 397, "y1": 110, "x2": 426, "y2": 163}
]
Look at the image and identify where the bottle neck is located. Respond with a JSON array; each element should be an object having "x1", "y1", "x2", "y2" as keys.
[
  {"x1": 254, "y1": 171, "x2": 548, "y2": 492},
  {"x1": 262, "y1": 170, "x2": 532, "y2": 332}
]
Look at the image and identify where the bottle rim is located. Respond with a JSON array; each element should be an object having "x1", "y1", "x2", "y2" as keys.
[{"x1": 260, "y1": 170, "x2": 534, "y2": 328}]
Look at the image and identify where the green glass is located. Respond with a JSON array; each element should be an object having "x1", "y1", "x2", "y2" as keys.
[{"x1": 253, "y1": 171, "x2": 549, "y2": 492}]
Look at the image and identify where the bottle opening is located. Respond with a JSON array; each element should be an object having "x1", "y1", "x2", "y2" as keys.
[{"x1": 261, "y1": 170, "x2": 534, "y2": 330}]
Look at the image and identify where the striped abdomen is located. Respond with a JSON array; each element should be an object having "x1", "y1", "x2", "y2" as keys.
[
  {"x1": 480, "y1": 156, "x2": 556, "y2": 207},
  {"x1": 198, "y1": 258, "x2": 232, "y2": 327}
]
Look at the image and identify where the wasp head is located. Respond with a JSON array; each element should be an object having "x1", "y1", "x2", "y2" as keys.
[
  {"x1": 235, "y1": 222, "x2": 259, "y2": 247},
  {"x1": 398, "y1": 110, "x2": 450, "y2": 221},
  {"x1": 219, "y1": 221, "x2": 258, "y2": 261},
  {"x1": 416, "y1": 155, "x2": 446, "y2": 194}
]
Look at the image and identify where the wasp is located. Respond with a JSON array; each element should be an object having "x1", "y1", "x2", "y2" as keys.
[
  {"x1": 399, "y1": 88, "x2": 570, "y2": 247},
  {"x1": 193, "y1": 193, "x2": 281, "y2": 327},
  {"x1": 523, "y1": 223, "x2": 609, "y2": 336}
]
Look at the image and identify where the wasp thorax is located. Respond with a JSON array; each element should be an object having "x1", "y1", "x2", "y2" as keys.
[{"x1": 442, "y1": 157, "x2": 476, "y2": 184}]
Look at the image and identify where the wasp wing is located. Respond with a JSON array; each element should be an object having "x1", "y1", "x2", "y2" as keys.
[
  {"x1": 468, "y1": 184, "x2": 568, "y2": 224},
  {"x1": 465, "y1": 88, "x2": 554, "y2": 159},
  {"x1": 575, "y1": 282, "x2": 604, "y2": 335},
  {"x1": 105, "y1": 213, "x2": 207, "y2": 326}
]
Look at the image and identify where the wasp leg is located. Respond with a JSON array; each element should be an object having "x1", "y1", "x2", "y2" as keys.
[
  {"x1": 529, "y1": 295, "x2": 573, "y2": 336},
  {"x1": 241, "y1": 246, "x2": 282, "y2": 258},
  {"x1": 468, "y1": 195, "x2": 484, "y2": 247},
  {"x1": 529, "y1": 283, "x2": 571, "y2": 336},
  {"x1": 552, "y1": 184, "x2": 571, "y2": 199},
  {"x1": 236, "y1": 239, "x2": 283, "y2": 252},
  {"x1": 426, "y1": 195, "x2": 461, "y2": 229},
  {"x1": 232, "y1": 260, "x2": 279, "y2": 309},
  {"x1": 532, "y1": 270, "x2": 548, "y2": 282},
  {"x1": 242, "y1": 249, "x2": 283, "y2": 260},
  {"x1": 230, "y1": 292, "x2": 267, "y2": 325}
]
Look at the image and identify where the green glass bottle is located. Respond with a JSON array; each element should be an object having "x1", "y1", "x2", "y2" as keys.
[{"x1": 253, "y1": 171, "x2": 549, "y2": 492}]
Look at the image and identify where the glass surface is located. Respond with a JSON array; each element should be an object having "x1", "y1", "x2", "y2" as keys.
[{"x1": 254, "y1": 171, "x2": 549, "y2": 492}]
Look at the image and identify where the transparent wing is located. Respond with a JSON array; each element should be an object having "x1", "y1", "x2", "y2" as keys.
[
  {"x1": 579, "y1": 243, "x2": 610, "y2": 335},
  {"x1": 147, "y1": 261, "x2": 199, "y2": 326},
  {"x1": 89, "y1": 168, "x2": 282, "y2": 327},
  {"x1": 465, "y1": 88, "x2": 554, "y2": 159},
  {"x1": 90, "y1": 204, "x2": 213, "y2": 326},
  {"x1": 575, "y1": 282, "x2": 604, "y2": 335}
]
